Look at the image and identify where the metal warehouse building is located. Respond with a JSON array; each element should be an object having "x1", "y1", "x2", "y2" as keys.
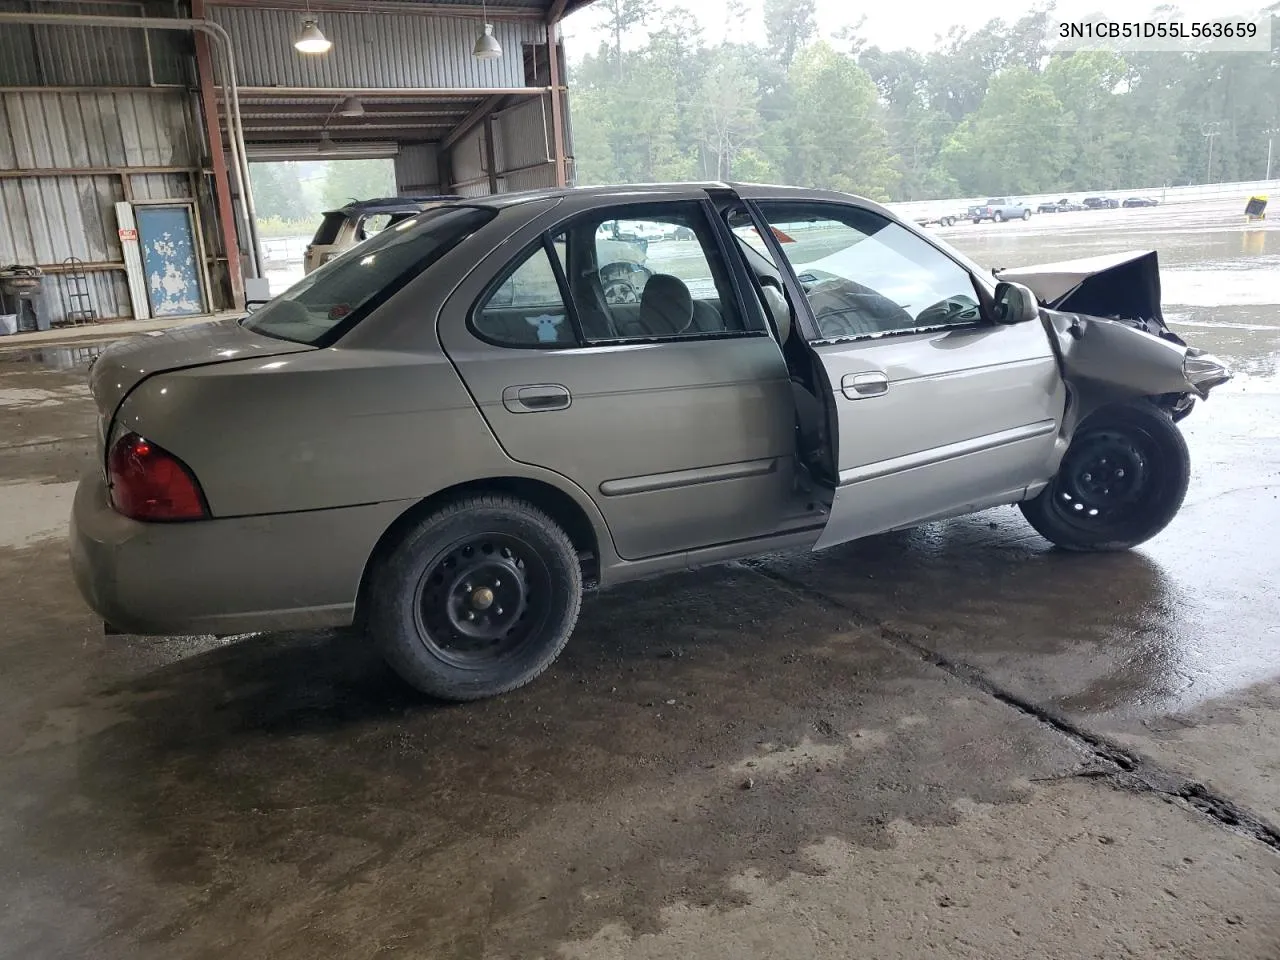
[{"x1": 0, "y1": 0, "x2": 592, "y2": 329}]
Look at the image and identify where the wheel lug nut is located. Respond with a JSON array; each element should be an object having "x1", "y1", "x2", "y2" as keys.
[
  {"x1": 466, "y1": 611, "x2": 475, "y2": 620},
  {"x1": 463, "y1": 582, "x2": 472, "y2": 593},
  {"x1": 494, "y1": 579, "x2": 501, "y2": 588},
  {"x1": 1083, "y1": 473, "x2": 1092, "y2": 482},
  {"x1": 496, "y1": 607, "x2": 504, "y2": 616},
  {"x1": 1116, "y1": 469, "x2": 1125, "y2": 478}
]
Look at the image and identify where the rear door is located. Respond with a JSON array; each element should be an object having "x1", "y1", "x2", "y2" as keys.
[
  {"x1": 733, "y1": 192, "x2": 1067, "y2": 548},
  {"x1": 438, "y1": 193, "x2": 809, "y2": 562}
]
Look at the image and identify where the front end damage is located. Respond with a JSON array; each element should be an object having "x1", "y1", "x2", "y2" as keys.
[{"x1": 994, "y1": 250, "x2": 1231, "y2": 425}]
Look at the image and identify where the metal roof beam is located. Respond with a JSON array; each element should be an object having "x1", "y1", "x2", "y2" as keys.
[
  {"x1": 439, "y1": 93, "x2": 505, "y2": 150},
  {"x1": 207, "y1": 1, "x2": 547, "y2": 19},
  {"x1": 227, "y1": 86, "x2": 548, "y2": 100}
]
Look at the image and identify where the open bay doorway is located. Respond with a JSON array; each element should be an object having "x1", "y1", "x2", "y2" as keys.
[{"x1": 248, "y1": 158, "x2": 398, "y2": 297}]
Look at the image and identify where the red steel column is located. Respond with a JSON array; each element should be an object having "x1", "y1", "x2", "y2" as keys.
[
  {"x1": 192, "y1": 0, "x2": 244, "y2": 309},
  {"x1": 545, "y1": 18, "x2": 568, "y2": 188}
]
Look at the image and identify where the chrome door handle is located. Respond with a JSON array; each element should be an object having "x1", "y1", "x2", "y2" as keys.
[
  {"x1": 502, "y1": 383, "x2": 572, "y2": 413},
  {"x1": 841, "y1": 372, "x2": 889, "y2": 400}
]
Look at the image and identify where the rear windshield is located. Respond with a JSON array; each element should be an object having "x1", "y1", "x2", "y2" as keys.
[
  {"x1": 311, "y1": 211, "x2": 348, "y2": 246},
  {"x1": 243, "y1": 205, "x2": 496, "y2": 347}
]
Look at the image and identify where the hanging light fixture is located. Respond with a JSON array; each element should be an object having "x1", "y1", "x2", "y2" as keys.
[
  {"x1": 473, "y1": 1, "x2": 502, "y2": 60},
  {"x1": 295, "y1": 17, "x2": 332, "y2": 54},
  {"x1": 338, "y1": 96, "x2": 364, "y2": 117}
]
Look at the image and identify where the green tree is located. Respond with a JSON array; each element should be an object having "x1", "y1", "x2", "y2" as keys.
[
  {"x1": 696, "y1": 48, "x2": 764, "y2": 179},
  {"x1": 941, "y1": 66, "x2": 1071, "y2": 194},
  {"x1": 594, "y1": 0, "x2": 650, "y2": 79},
  {"x1": 1043, "y1": 51, "x2": 1129, "y2": 189},
  {"x1": 763, "y1": 0, "x2": 816, "y2": 67},
  {"x1": 320, "y1": 159, "x2": 397, "y2": 209},
  {"x1": 248, "y1": 162, "x2": 306, "y2": 221},
  {"x1": 783, "y1": 42, "x2": 898, "y2": 199}
]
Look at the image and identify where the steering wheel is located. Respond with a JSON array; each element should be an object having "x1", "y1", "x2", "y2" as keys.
[
  {"x1": 598, "y1": 261, "x2": 652, "y2": 305},
  {"x1": 917, "y1": 295, "x2": 981, "y2": 327}
]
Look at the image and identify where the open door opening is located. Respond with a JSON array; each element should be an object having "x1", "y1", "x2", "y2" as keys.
[{"x1": 718, "y1": 204, "x2": 840, "y2": 491}]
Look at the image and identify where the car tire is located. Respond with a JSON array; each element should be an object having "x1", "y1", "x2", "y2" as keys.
[
  {"x1": 994, "y1": 211, "x2": 1005, "y2": 222},
  {"x1": 367, "y1": 495, "x2": 583, "y2": 701},
  {"x1": 1022, "y1": 209, "x2": 1032, "y2": 220},
  {"x1": 1019, "y1": 401, "x2": 1190, "y2": 552}
]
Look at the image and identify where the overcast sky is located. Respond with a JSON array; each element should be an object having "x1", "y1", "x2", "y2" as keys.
[{"x1": 560, "y1": 0, "x2": 1268, "y2": 59}]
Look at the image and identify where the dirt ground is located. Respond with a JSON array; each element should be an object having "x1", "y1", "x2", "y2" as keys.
[{"x1": 1, "y1": 201, "x2": 1278, "y2": 959}]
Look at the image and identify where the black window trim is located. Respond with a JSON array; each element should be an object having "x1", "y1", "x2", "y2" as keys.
[
  {"x1": 744, "y1": 197, "x2": 998, "y2": 347},
  {"x1": 468, "y1": 233, "x2": 582, "y2": 351},
  {"x1": 467, "y1": 197, "x2": 773, "y2": 352}
]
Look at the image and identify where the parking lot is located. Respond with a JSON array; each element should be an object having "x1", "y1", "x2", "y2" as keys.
[{"x1": 2, "y1": 199, "x2": 1278, "y2": 958}]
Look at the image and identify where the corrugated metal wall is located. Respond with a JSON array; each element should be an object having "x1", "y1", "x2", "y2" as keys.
[
  {"x1": 0, "y1": 91, "x2": 198, "y2": 169},
  {"x1": 0, "y1": 0, "x2": 190, "y2": 87},
  {"x1": 450, "y1": 124, "x2": 488, "y2": 196},
  {"x1": 0, "y1": 90, "x2": 206, "y2": 324},
  {"x1": 394, "y1": 143, "x2": 441, "y2": 195},
  {"x1": 208, "y1": 6, "x2": 546, "y2": 89},
  {"x1": 494, "y1": 95, "x2": 550, "y2": 166}
]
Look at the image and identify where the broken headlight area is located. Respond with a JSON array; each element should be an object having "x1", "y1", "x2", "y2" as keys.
[{"x1": 1183, "y1": 349, "x2": 1232, "y2": 399}]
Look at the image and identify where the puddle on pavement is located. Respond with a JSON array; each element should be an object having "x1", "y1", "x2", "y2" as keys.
[{"x1": 0, "y1": 342, "x2": 108, "y2": 373}]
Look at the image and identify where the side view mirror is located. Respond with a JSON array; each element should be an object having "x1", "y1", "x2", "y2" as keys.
[
  {"x1": 244, "y1": 299, "x2": 270, "y2": 314},
  {"x1": 992, "y1": 281, "x2": 1040, "y2": 325}
]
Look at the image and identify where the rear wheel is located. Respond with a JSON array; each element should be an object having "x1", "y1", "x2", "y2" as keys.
[
  {"x1": 1020, "y1": 402, "x2": 1190, "y2": 552},
  {"x1": 994, "y1": 211, "x2": 1005, "y2": 222},
  {"x1": 367, "y1": 495, "x2": 583, "y2": 701},
  {"x1": 1022, "y1": 209, "x2": 1032, "y2": 220}
]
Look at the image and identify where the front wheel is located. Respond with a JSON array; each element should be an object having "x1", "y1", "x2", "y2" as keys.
[
  {"x1": 367, "y1": 495, "x2": 583, "y2": 701},
  {"x1": 1019, "y1": 402, "x2": 1190, "y2": 552},
  {"x1": 993, "y1": 211, "x2": 1005, "y2": 222},
  {"x1": 1022, "y1": 209, "x2": 1032, "y2": 220}
]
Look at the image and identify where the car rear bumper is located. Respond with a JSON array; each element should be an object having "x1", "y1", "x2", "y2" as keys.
[{"x1": 70, "y1": 471, "x2": 413, "y2": 637}]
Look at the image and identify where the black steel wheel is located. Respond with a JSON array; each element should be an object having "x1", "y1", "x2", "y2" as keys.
[
  {"x1": 1020, "y1": 402, "x2": 1190, "y2": 551},
  {"x1": 367, "y1": 495, "x2": 583, "y2": 701}
]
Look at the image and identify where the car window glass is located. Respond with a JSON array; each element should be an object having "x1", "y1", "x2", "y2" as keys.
[
  {"x1": 243, "y1": 205, "x2": 495, "y2": 347},
  {"x1": 359, "y1": 213, "x2": 394, "y2": 240},
  {"x1": 311, "y1": 211, "x2": 346, "y2": 246},
  {"x1": 572, "y1": 205, "x2": 753, "y2": 341},
  {"x1": 756, "y1": 202, "x2": 984, "y2": 341},
  {"x1": 474, "y1": 243, "x2": 575, "y2": 347}
]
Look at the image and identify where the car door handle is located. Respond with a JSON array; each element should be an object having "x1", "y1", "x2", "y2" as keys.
[
  {"x1": 841, "y1": 372, "x2": 890, "y2": 400},
  {"x1": 502, "y1": 384, "x2": 572, "y2": 413}
]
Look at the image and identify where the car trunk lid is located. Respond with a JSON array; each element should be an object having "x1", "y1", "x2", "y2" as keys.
[{"x1": 88, "y1": 317, "x2": 313, "y2": 448}]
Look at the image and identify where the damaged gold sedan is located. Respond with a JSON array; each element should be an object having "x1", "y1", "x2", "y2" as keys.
[{"x1": 70, "y1": 184, "x2": 1230, "y2": 700}]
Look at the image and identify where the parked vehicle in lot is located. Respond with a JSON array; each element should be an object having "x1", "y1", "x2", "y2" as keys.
[
  {"x1": 968, "y1": 198, "x2": 1032, "y2": 222},
  {"x1": 1082, "y1": 196, "x2": 1120, "y2": 209},
  {"x1": 1037, "y1": 198, "x2": 1086, "y2": 213},
  {"x1": 304, "y1": 195, "x2": 455, "y2": 274},
  {"x1": 1122, "y1": 196, "x2": 1160, "y2": 208},
  {"x1": 71, "y1": 183, "x2": 1231, "y2": 702}
]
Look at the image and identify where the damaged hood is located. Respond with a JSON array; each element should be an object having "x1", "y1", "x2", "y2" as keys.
[{"x1": 995, "y1": 249, "x2": 1168, "y2": 325}]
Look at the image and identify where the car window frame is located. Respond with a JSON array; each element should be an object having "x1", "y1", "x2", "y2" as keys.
[
  {"x1": 468, "y1": 234, "x2": 586, "y2": 351},
  {"x1": 741, "y1": 198, "x2": 998, "y2": 346},
  {"x1": 467, "y1": 197, "x2": 771, "y2": 352}
]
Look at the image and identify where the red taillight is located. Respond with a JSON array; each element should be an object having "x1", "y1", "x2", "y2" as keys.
[{"x1": 107, "y1": 432, "x2": 208, "y2": 521}]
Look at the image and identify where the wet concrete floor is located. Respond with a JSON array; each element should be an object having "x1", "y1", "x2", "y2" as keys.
[{"x1": 2, "y1": 200, "x2": 1279, "y2": 958}]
